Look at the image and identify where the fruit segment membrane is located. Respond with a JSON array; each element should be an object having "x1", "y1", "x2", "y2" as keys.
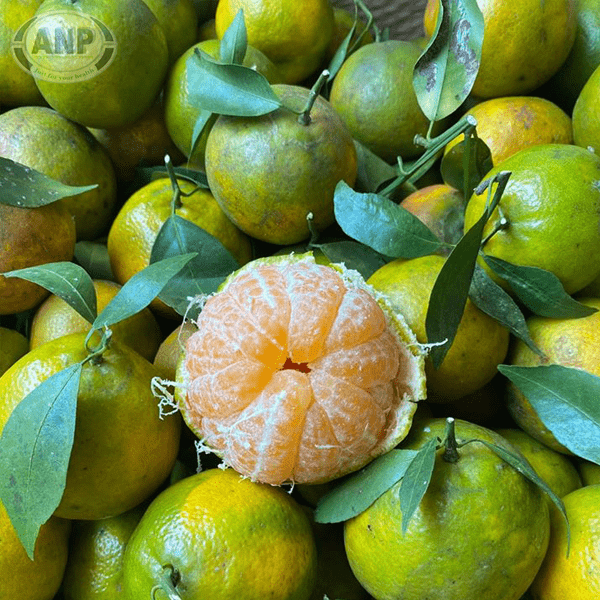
[{"x1": 184, "y1": 257, "x2": 421, "y2": 484}]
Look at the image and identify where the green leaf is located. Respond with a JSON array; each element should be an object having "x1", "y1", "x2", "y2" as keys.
[
  {"x1": 190, "y1": 110, "x2": 217, "y2": 159},
  {"x1": 482, "y1": 256, "x2": 597, "y2": 319},
  {"x1": 219, "y1": 8, "x2": 247, "y2": 65},
  {"x1": 150, "y1": 215, "x2": 240, "y2": 316},
  {"x1": 425, "y1": 202, "x2": 486, "y2": 368},
  {"x1": 469, "y1": 264, "x2": 543, "y2": 356},
  {"x1": 498, "y1": 364, "x2": 600, "y2": 466},
  {"x1": 333, "y1": 180, "x2": 442, "y2": 258},
  {"x1": 2, "y1": 262, "x2": 97, "y2": 323},
  {"x1": 413, "y1": 0, "x2": 484, "y2": 122},
  {"x1": 471, "y1": 437, "x2": 570, "y2": 548},
  {"x1": 399, "y1": 437, "x2": 438, "y2": 533},
  {"x1": 353, "y1": 140, "x2": 412, "y2": 196},
  {"x1": 74, "y1": 241, "x2": 115, "y2": 282},
  {"x1": 187, "y1": 49, "x2": 282, "y2": 117},
  {"x1": 440, "y1": 132, "x2": 493, "y2": 198},
  {"x1": 314, "y1": 449, "x2": 418, "y2": 523},
  {"x1": 91, "y1": 253, "x2": 197, "y2": 332},
  {"x1": 0, "y1": 157, "x2": 98, "y2": 208},
  {"x1": 314, "y1": 240, "x2": 389, "y2": 280},
  {"x1": 0, "y1": 363, "x2": 82, "y2": 559}
]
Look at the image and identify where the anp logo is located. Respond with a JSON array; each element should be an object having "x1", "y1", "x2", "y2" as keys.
[{"x1": 11, "y1": 9, "x2": 116, "y2": 83}]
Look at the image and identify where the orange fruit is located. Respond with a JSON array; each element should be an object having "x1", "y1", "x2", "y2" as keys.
[
  {"x1": 31, "y1": 0, "x2": 169, "y2": 129},
  {"x1": 399, "y1": 184, "x2": 466, "y2": 253},
  {"x1": 578, "y1": 460, "x2": 600, "y2": 486},
  {"x1": 0, "y1": 332, "x2": 181, "y2": 520},
  {"x1": 367, "y1": 254, "x2": 510, "y2": 402},
  {"x1": 179, "y1": 253, "x2": 427, "y2": 485},
  {"x1": 0, "y1": 105, "x2": 118, "y2": 241},
  {"x1": 463, "y1": 144, "x2": 600, "y2": 295},
  {"x1": 29, "y1": 279, "x2": 163, "y2": 362},
  {"x1": 0, "y1": 501, "x2": 70, "y2": 600},
  {"x1": 572, "y1": 61, "x2": 600, "y2": 153},
  {"x1": 164, "y1": 38, "x2": 283, "y2": 169},
  {"x1": 121, "y1": 468, "x2": 317, "y2": 600},
  {"x1": 541, "y1": 0, "x2": 600, "y2": 112},
  {"x1": 424, "y1": 0, "x2": 577, "y2": 98},
  {"x1": 329, "y1": 39, "x2": 431, "y2": 163},
  {"x1": 344, "y1": 418, "x2": 551, "y2": 600},
  {"x1": 107, "y1": 176, "x2": 253, "y2": 317},
  {"x1": 0, "y1": 201, "x2": 76, "y2": 315},
  {"x1": 153, "y1": 320, "x2": 197, "y2": 381},
  {"x1": 215, "y1": 0, "x2": 334, "y2": 84},
  {"x1": 89, "y1": 98, "x2": 185, "y2": 182},
  {"x1": 204, "y1": 83, "x2": 358, "y2": 245},
  {"x1": 531, "y1": 484, "x2": 600, "y2": 599},
  {"x1": 0, "y1": 0, "x2": 46, "y2": 107},
  {"x1": 445, "y1": 96, "x2": 573, "y2": 167},
  {"x1": 142, "y1": 0, "x2": 198, "y2": 65},
  {"x1": 0, "y1": 326, "x2": 28, "y2": 377},
  {"x1": 505, "y1": 297, "x2": 600, "y2": 455},
  {"x1": 61, "y1": 503, "x2": 145, "y2": 600}
]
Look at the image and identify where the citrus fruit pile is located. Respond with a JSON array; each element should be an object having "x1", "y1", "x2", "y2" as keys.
[{"x1": 1, "y1": 0, "x2": 600, "y2": 599}]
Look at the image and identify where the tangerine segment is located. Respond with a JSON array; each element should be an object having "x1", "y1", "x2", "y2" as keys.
[{"x1": 184, "y1": 255, "x2": 423, "y2": 484}]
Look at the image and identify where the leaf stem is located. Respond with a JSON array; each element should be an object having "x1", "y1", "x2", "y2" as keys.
[
  {"x1": 380, "y1": 114, "x2": 477, "y2": 197},
  {"x1": 442, "y1": 417, "x2": 460, "y2": 463},
  {"x1": 298, "y1": 70, "x2": 330, "y2": 125},
  {"x1": 83, "y1": 328, "x2": 112, "y2": 365},
  {"x1": 151, "y1": 564, "x2": 182, "y2": 600}
]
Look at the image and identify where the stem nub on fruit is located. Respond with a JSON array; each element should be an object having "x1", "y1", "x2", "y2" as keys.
[
  {"x1": 442, "y1": 417, "x2": 460, "y2": 463},
  {"x1": 298, "y1": 70, "x2": 330, "y2": 126}
]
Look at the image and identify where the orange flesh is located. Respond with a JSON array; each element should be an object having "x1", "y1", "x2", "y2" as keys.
[{"x1": 185, "y1": 259, "x2": 407, "y2": 484}]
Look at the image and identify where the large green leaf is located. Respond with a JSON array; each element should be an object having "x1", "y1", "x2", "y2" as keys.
[
  {"x1": 2, "y1": 262, "x2": 97, "y2": 323},
  {"x1": 498, "y1": 364, "x2": 600, "y2": 466},
  {"x1": 187, "y1": 49, "x2": 282, "y2": 116},
  {"x1": 333, "y1": 180, "x2": 442, "y2": 258},
  {"x1": 0, "y1": 157, "x2": 97, "y2": 208},
  {"x1": 314, "y1": 449, "x2": 418, "y2": 523},
  {"x1": 150, "y1": 215, "x2": 240, "y2": 316},
  {"x1": 0, "y1": 363, "x2": 81, "y2": 559},
  {"x1": 413, "y1": 0, "x2": 484, "y2": 122},
  {"x1": 91, "y1": 253, "x2": 197, "y2": 333},
  {"x1": 483, "y1": 256, "x2": 597, "y2": 319}
]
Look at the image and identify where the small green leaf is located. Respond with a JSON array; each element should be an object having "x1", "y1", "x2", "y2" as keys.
[
  {"x1": 219, "y1": 9, "x2": 247, "y2": 65},
  {"x1": 469, "y1": 264, "x2": 543, "y2": 356},
  {"x1": 190, "y1": 110, "x2": 217, "y2": 159},
  {"x1": 413, "y1": 0, "x2": 484, "y2": 122},
  {"x1": 498, "y1": 364, "x2": 600, "y2": 466},
  {"x1": 334, "y1": 180, "x2": 442, "y2": 258},
  {"x1": 187, "y1": 49, "x2": 282, "y2": 116},
  {"x1": 482, "y1": 256, "x2": 597, "y2": 319},
  {"x1": 0, "y1": 157, "x2": 98, "y2": 208},
  {"x1": 314, "y1": 240, "x2": 389, "y2": 280},
  {"x1": 91, "y1": 253, "x2": 197, "y2": 332},
  {"x1": 353, "y1": 140, "x2": 412, "y2": 196},
  {"x1": 314, "y1": 449, "x2": 418, "y2": 523},
  {"x1": 150, "y1": 215, "x2": 240, "y2": 316},
  {"x1": 471, "y1": 438, "x2": 570, "y2": 548},
  {"x1": 399, "y1": 437, "x2": 438, "y2": 533},
  {"x1": 0, "y1": 363, "x2": 82, "y2": 559},
  {"x1": 440, "y1": 132, "x2": 492, "y2": 198},
  {"x1": 74, "y1": 241, "x2": 115, "y2": 282},
  {"x1": 2, "y1": 262, "x2": 97, "y2": 323}
]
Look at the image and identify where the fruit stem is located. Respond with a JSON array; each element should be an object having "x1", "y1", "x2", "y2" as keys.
[
  {"x1": 83, "y1": 328, "x2": 112, "y2": 365},
  {"x1": 298, "y1": 70, "x2": 330, "y2": 125},
  {"x1": 164, "y1": 154, "x2": 183, "y2": 212},
  {"x1": 151, "y1": 564, "x2": 182, "y2": 600},
  {"x1": 442, "y1": 417, "x2": 460, "y2": 463}
]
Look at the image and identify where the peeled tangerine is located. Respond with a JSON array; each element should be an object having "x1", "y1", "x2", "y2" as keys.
[{"x1": 180, "y1": 254, "x2": 426, "y2": 485}]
